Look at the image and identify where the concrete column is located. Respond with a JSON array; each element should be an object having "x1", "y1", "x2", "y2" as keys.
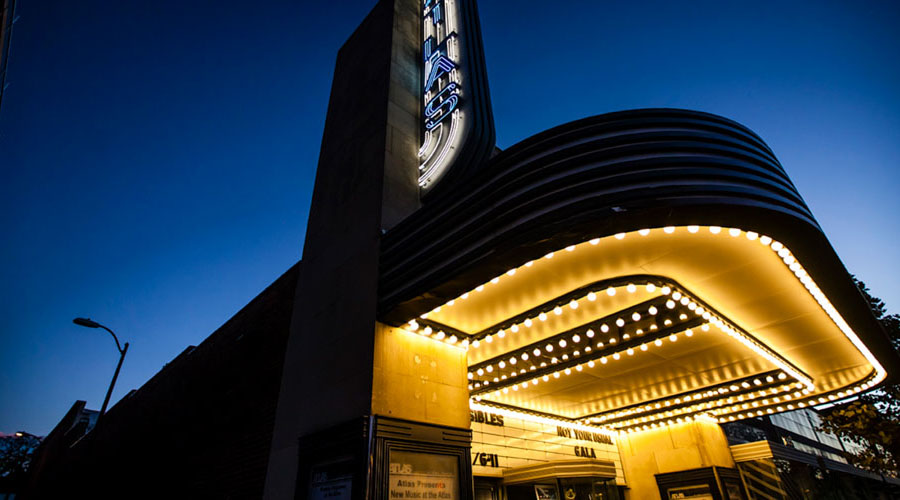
[{"x1": 263, "y1": 0, "x2": 420, "y2": 498}]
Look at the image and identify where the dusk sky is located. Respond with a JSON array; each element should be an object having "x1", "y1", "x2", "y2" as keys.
[{"x1": 2, "y1": 0, "x2": 898, "y2": 435}]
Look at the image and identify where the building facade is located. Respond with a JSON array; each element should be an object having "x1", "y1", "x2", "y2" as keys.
[
  {"x1": 262, "y1": 0, "x2": 898, "y2": 499},
  {"x1": 26, "y1": 0, "x2": 899, "y2": 499}
]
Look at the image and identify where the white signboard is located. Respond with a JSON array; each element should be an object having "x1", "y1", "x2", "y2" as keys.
[{"x1": 469, "y1": 409, "x2": 624, "y2": 484}]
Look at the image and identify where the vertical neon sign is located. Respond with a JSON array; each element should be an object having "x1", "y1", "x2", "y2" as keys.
[{"x1": 418, "y1": 0, "x2": 464, "y2": 191}]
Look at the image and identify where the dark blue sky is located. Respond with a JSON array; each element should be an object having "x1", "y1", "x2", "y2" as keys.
[{"x1": 2, "y1": 0, "x2": 898, "y2": 435}]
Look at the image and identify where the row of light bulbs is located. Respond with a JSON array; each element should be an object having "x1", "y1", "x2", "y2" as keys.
[
  {"x1": 466, "y1": 292, "x2": 683, "y2": 380},
  {"x1": 611, "y1": 381, "x2": 804, "y2": 430},
  {"x1": 468, "y1": 281, "x2": 809, "y2": 400},
  {"x1": 589, "y1": 372, "x2": 792, "y2": 426},
  {"x1": 468, "y1": 401, "x2": 617, "y2": 438},
  {"x1": 713, "y1": 375, "x2": 880, "y2": 423}
]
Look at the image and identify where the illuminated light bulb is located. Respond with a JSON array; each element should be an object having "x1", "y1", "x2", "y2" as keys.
[
  {"x1": 553, "y1": 372, "x2": 560, "y2": 379},
  {"x1": 586, "y1": 291, "x2": 597, "y2": 302},
  {"x1": 669, "y1": 334, "x2": 678, "y2": 342},
  {"x1": 485, "y1": 365, "x2": 493, "y2": 373},
  {"x1": 600, "y1": 357, "x2": 608, "y2": 364},
  {"x1": 559, "y1": 339, "x2": 567, "y2": 348},
  {"x1": 765, "y1": 376, "x2": 774, "y2": 383},
  {"x1": 600, "y1": 324, "x2": 609, "y2": 333},
  {"x1": 423, "y1": 326, "x2": 433, "y2": 335},
  {"x1": 635, "y1": 329, "x2": 643, "y2": 335},
  {"x1": 627, "y1": 283, "x2": 637, "y2": 293},
  {"x1": 615, "y1": 233, "x2": 625, "y2": 240},
  {"x1": 490, "y1": 277, "x2": 500, "y2": 285},
  {"x1": 539, "y1": 312, "x2": 547, "y2": 321},
  {"x1": 586, "y1": 329, "x2": 595, "y2": 338},
  {"x1": 612, "y1": 353, "x2": 621, "y2": 360},
  {"x1": 503, "y1": 387, "x2": 509, "y2": 394},
  {"x1": 632, "y1": 312, "x2": 642, "y2": 321},
  {"x1": 607, "y1": 287, "x2": 617, "y2": 296},
  {"x1": 746, "y1": 231, "x2": 758, "y2": 240},
  {"x1": 753, "y1": 379, "x2": 762, "y2": 386},
  {"x1": 640, "y1": 344, "x2": 648, "y2": 351},
  {"x1": 648, "y1": 306, "x2": 658, "y2": 315},
  {"x1": 461, "y1": 339, "x2": 469, "y2": 348},
  {"x1": 590, "y1": 238, "x2": 600, "y2": 245},
  {"x1": 562, "y1": 354, "x2": 570, "y2": 360},
  {"x1": 498, "y1": 361, "x2": 506, "y2": 369},
  {"x1": 448, "y1": 335, "x2": 458, "y2": 344},
  {"x1": 664, "y1": 319, "x2": 673, "y2": 326},
  {"x1": 524, "y1": 318, "x2": 533, "y2": 327},
  {"x1": 709, "y1": 226, "x2": 721, "y2": 234},
  {"x1": 472, "y1": 340, "x2": 480, "y2": 348},
  {"x1": 778, "y1": 373, "x2": 787, "y2": 380},
  {"x1": 760, "y1": 235, "x2": 772, "y2": 245},
  {"x1": 554, "y1": 306, "x2": 563, "y2": 315},
  {"x1": 663, "y1": 226, "x2": 675, "y2": 234},
  {"x1": 661, "y1": 286, "x2": 671, "y2": 295},
  {"x1": 672, "y1": 291, "x2": 682, "y2": 300},
  {"x1": 729, "y1": 228, "x2": 741, "y2": 237},
  {"x1": 666, "y1": 300, "x2": 676, "y2": 309},
  {"x1": 498, "y1": 329, "x2": 507, "y2": 338},
  {"x1": 476, "y1": 285, "x2": 484, "y2": 292},
  {"x1": 587, "y1": 360, "x2": 595, "y2": 368},
  {"x1": 687, "y1": 225, "x2": 699, "y2": 233},
  {"x1": 506, "y1": 269, "x2": 516, "y2": 277},
  {"x1": 569, "y1": 300, "x2": 579, "y2": 310},
  {"x1": 565, "y1": 368, "x2": 572, "y2": 375},
  {"x1": 639, "y1": 228, "x2": 650, "y2": 236},
  {"x1": 576, "y1": 365, "x2": 584, "y2": 371},
  {"x1": 408, "y1": 321, "x2": 419, "y2": 331},
  {"x1": 627, "y1": 348, "x2": 634, "y2": 356},
  {"x1": 701, "y1": 324, "x2": 710, "y2": 332},
  {"x1": 476, "y1": 368, "x2": 484, "y2": 376},
  {"x1": 680, "y1": 297, "x2": 689, "y2": 306},
  {"x1": 485, "y1": 335, "x2": 493, "y2": 343},
  {"x1": 685, "y1": 329, "x2": 693, "y2": 337},
  {"x1": 545, "y1": 344, "x2": 554, "y2": 352},
  {"x1": 542, "y1": 375, "x2": 550, "y2": 382},
  {"x1": 525, "y1": 261, "x2": 533, "y2": 267},
  {"x1": 509, "y1": 357, "x2": 517, "y2": 366},
  {"x1": 566, "y1": 245, "x2": 575, "y2": 252},
  {"x1": 616, "y1": 318, "x2": 625, "y2": 327},
  {"x1": 551, "y1": 357, "x2": 558, "y2": 364},
  {"x1": 687, "y1": 302, "x2": 696, "y2": 311},
  {"x1": 545, "y1": 252, "x2": 554, "y2": 259},
  {"x1": 771, "y1": 241, "x2": 784, "y2": 251},
  {"x1": 646, "y1": 283, "x2": 657, "y2": 293},
  {"x1": 622, "y1": 333, "x2": 630, "y2": 340},
  {"x1": 532, "y1": 379, "x2": 539, "y2": 386},
  {"x1": 533, "y1": 348, "x2": 541, "y2": 356},
  {"x1": 679, "y1": 314, "x2": 687, "y2": 320}
]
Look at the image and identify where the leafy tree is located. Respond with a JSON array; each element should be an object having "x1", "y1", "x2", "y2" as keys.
[
  {"x1": 817, "y1": 278, "x2": 900, "y2": 477},
  {"x1": 0, "y1": 432, "x2": 42, "y2": 479}
]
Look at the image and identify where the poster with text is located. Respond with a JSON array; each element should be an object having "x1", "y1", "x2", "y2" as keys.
[{"x1": 389, "y1": 450, "x2": 459, "y2": 500}]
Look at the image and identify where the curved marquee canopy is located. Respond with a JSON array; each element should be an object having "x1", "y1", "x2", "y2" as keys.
[{"x1": 378, "y1": 109, "x2": 896, "y2": 431}]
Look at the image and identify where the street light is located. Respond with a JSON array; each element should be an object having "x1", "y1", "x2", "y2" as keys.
[{"x1": 73, "y1": 317, "x2": 129, "y2": 419}]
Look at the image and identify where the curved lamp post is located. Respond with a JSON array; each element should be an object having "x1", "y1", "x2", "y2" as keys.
[{"x1": 73, "y1": 317, "x2": 129, "y2": 418}]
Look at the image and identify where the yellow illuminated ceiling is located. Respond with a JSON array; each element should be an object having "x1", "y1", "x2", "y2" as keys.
[{"x1": 403, "y1": 226, "x2": 885, "y2": 430}]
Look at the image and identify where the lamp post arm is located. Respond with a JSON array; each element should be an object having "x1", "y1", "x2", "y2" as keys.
[{"x1": 99, "y1": 324, "x2": 124, "y2": 354}]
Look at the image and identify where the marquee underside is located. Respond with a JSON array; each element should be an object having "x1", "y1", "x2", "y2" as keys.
[{"x1": 403, "y1": 226, "x2": 884, "y2": 431}]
